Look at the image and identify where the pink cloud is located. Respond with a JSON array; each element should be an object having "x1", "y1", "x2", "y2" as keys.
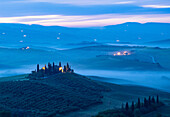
[
  {"x1": 25, "y1": 0, "x2": 136, "y2": 5},
  {"x1": 142, "y1": 5, "x2": 170, "y2": 8},
  {"x1": 0, "y1": 14, "x2": 170, "y2": 27}
]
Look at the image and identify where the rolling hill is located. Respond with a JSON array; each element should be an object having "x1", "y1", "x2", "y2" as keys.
[
  {"x1": 0, "y1": 22, "x2": 170, "y2": 48},
  {"x1": 0, "y1": 73, "x2": 170, "y2": 117}
]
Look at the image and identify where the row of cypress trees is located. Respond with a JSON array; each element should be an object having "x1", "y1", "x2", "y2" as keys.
[
  {"x1": 94, "y1": 95, "x2": 162, "y2": 117},
  {"x1": 122, "y1": 95, "x2": 159, "y2": 111}
]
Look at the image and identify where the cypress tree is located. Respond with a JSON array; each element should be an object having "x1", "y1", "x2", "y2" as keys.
[
  {"x1": 131, "y1": 101, "x2": 135, "y2": 111},
  {"x1": 67, "y1": 63, "x2": 69, "y2": 68},
  {"x1": 48, "y1": 62, "x2": 51, "y2": 74},
  {"x1": 37, "y1": 64, "x2": 39, "y2": 72},
  {"x1": 59, "y1": 62, "x2": 61, "y2": 67},
  {"x1": 144, "y1": 98, "x2": 148, "y2": 107},
  {"x1": 45, "y1": 64, "x2": 47, "y2": 74},
  {"x1": 148, "y1": 96, "x2": 151, "y2": 105},
  {"x1": 126, "y1": 102, "x2": 129, "y2": 111},
  {"x1": 137, "y1": 98, "x2": 141, "y2": 108},
  {"x1": 53, "y1": 62, "x2": 55, "y2": 71},
  {"x1": 152, "y1": 96, "x2": 155, "y2": 104},
  {"x1": 64, "y1": 65, "x2": 66, "y2": 72},
  {"x1": 157, "y1": 95, "x2": 159, "y2": 103}
]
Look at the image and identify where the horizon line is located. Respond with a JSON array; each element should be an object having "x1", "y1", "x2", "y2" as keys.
[{"x1": 1, "y1": 22, "x2": 170, "y2": 28}]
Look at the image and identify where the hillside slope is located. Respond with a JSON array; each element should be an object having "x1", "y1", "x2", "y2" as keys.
[
  {"x1": 0, "y1": 73, "x2": 170, "y2": 117},
  {"x1": 0, "y1": 73, "x2": 109, "y2": 116}
]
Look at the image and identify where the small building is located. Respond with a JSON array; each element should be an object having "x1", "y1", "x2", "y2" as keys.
[{"x1": 28, "y1": 62, "x2": 74, "y2": 79}]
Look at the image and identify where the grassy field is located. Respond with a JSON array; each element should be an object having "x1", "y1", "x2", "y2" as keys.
[
  {"x1": 0, "y1": 73, "x2": 170, "y2": 117},
  {"x1": 0, "y1": 73, "x2": 107, "y2": 116}
]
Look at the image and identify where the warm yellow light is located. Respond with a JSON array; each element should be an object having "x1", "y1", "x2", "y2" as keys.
[
  {"x1": 117, "y1": 52, "x2": 121, "y2": 55},
  {"x1": 42, "y1": 67, "x2": 45, "y2": 70},
  {"x1": 59, "y1": 67, "x2": 63, "y2": 72},
  {"x1": 113, "y1": 51, "x2": 131, "y2": 56}
]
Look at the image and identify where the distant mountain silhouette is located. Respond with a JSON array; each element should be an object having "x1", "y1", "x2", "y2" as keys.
[{"x1": 0, "y1": 22, "x2": 170, "y2": 47}]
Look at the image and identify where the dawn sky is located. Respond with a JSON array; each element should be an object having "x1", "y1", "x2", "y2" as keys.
[{"x1": 0, "y1": 0, "x2": 170, "y2": 27}]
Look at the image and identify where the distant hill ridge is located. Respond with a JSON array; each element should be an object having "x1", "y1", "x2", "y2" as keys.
[{"x1": 0, "y1": 22, "x2": 170, "y2": 47}]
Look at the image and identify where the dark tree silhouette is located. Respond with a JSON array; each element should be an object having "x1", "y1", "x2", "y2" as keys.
[
  {"x1": 48, "y1": 62, "x2": 52, "y2": 74},
  {"x1": 59, "y1": 62, "x2": 61, "y2": 67},
  {"x1": 148, "y1": 96, "x2": 151, "y2": 105},
  {"x1": 37, "y1": 64, "x2": 39, "y2": 72},
  {"x1": 67, "y1": 63, "x2": 69, "y2": 68},
  {"x1": 157, "y1": 95, "x2": 159, "y2": 104},
  {"x1": 95, "y1": 95, "x2": 164, "y2": 117},
  {"x1": 53, "y1": 62, "x2": 55, "y2": 71},
  {"x1": 125, "y1": 102, "x2": 129, "y2": 111},
  {"x1": 137, "y1": 98, "x2": 141, "y2": 108},
  {"x1": 45, "y1": 64, "x2": 47, "y2": 74},
  {"x1": 144, "y1": 98, "x2": 148, "y2": 107},
  {"x1": 152, "y1": 96, "x2": 155, "y2": 104},
  {"x1": 131, "y1": 101, "x2": 135, "y2": 111}
]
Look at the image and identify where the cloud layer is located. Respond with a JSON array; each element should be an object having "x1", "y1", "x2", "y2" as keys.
[
  {"x1": 19, "y1": 0, "x2": 170, "y2": 6},
  {"x1": 142, "y1": 5, "x2": 170, "y2": 8},
  {"x1": 1, "y1": 14, "x2": 170, "y2": 27},
  {"x1": 0, "y1": 0, "x2": 170, "y2": 27}
]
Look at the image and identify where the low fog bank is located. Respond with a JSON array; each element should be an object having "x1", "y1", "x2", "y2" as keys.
[
  {"x1": 107, "y1": 43, "x2": 170, "y2": 49},
  {"x1": 0, "y1": 65, "x2": 35, "y2": 77},
  {"x1": 1, "y1": 67, "x2": 170, "y2": 93},
  {"x1": 76, "y1": 69, "x2": 170, "y2": 93}
]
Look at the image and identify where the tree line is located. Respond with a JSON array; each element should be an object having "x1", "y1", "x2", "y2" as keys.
[{"x1": 95, "y1": 95, "x2": 164, "y2": 117}]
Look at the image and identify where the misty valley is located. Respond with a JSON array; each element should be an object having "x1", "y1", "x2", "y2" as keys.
[{"x1": 0, "y1": 23, "x2": 170, "y2": 117}]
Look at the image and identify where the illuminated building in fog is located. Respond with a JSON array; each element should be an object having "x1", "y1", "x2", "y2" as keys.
[
  {"x1": 113, "y1": 51, "x2": 131, "y2": 56},
  {"x1": 28, "y1": 62, "x2": 74, "y2": 79}
]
